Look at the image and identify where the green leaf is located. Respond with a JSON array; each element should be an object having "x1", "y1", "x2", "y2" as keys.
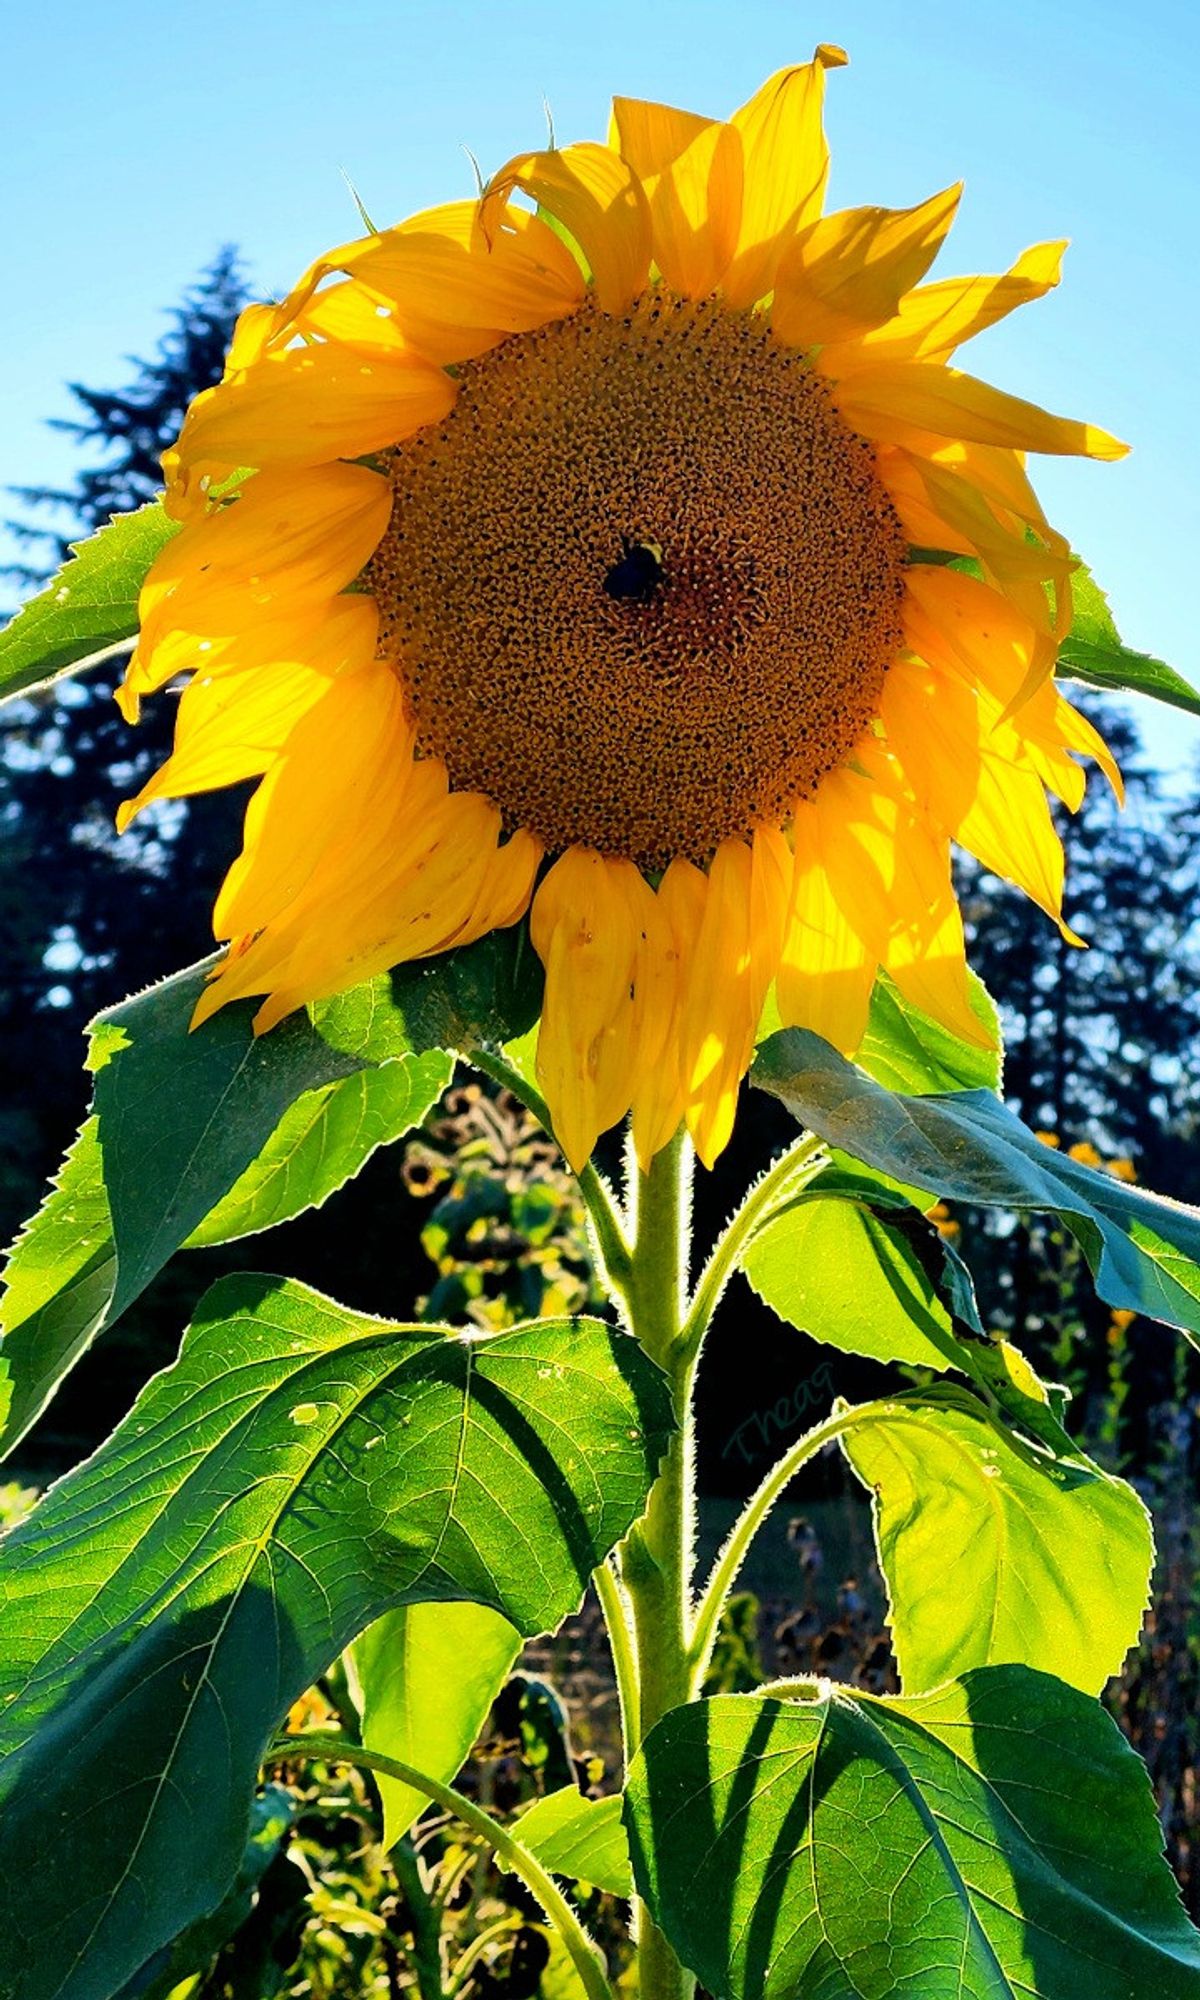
[
  {"x1": 346, "y1": 1602, "x2": 521, "y2": 1849},
  {"x1": 0, "y1": 1274, "x2": 672, "y2": 2000},
  {"x1": 0, "y1": 502, "x2": 176, "y2": 705},
  {"x1": 0, "y1": 1117, "x2": 115, "y2": 1453},
  {"x1": 843, "y1": 1391, "x2": 1152, "y2": 1693},
  {"x1": 0, "y1": 927, "x2": 540, "y2": 1456},
  {"x1": 855, "y1": 969, "x2": 1001, "y2": 1095},
  {"x1": 187, "y1": 1050, "x2": 453, "y2": 1247},
  {"x1": 626, "y1": 1672, "x2": 1200, "y2": 2000},
  {"x1": 1057, "y1": 559, "x2": 1200, "y2": 719},
  {"x1": 754, "y1": 1028, "x2": 1200, "y2": 1340},
  {"x1": 516, "y1": 1790, "x2": 632, "y2": 1898},
  {"x1": 743, "y1": 1198, "x2": 972, "y2": 1372}
]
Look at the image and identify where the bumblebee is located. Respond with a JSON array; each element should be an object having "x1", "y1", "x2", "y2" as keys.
[{"x1": 603, "y1": 537, "x2": 665, "y2": 604}]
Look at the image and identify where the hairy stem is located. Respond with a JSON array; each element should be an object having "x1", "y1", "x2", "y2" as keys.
[
  {"x1": 619, "y1": 1132, "x2": 697, "y2": 2000},
  {"x1": 391, "y1": 1836, "x2": 449, "y2": 2000},
  {"x1": 689, "y1": 1399, "x2": 894, "y2": 1690},
  {"x1": 677, "y1": 1133, "x2": 827, "y2": 1362},
  {"x1": 279, "y1": 1733, "x2": 613, "y2": 2000},
  {"x1": 593, "y1": 1554, "x2": 641, "y2": 1759}
]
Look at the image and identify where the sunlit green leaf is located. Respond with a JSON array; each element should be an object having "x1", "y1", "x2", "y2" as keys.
[
  {"x1": 516, "y1": 1790, "x2": 632, "y2": 1897},
  {"x1": 627, "y1": 1674, "x2": 1200, "y2": 2000},
  {"x1": 755, "y1": 1029, "x2": 1200, "y2": 1340},
  {"x1": 1058, "y1": 559, "x2": 1200, "y2": 718},
  {"x1": 843, "y1": 1391, "x2": 1152, "y2": 1693},
  {"x1": 855, "y1": 969, "x2": 1001, "y2": 1094},
  {"x1": 0, "y1": 1276, "x2": 672, "y2": 2000},
  {"x1": 743, "y1": 1198, "x2": 972, "y2": 1372},
  {"x1": 347, "y1": 1602, "x2": 521, "y2": 1849},
  {"x1": 0, "y1": 502, "x2": 176, "y2": 705}
]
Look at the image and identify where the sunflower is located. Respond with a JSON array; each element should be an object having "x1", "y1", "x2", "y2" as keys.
[{"x1": 118, "y1": 47, "x2": 1125, "y2": 1172}]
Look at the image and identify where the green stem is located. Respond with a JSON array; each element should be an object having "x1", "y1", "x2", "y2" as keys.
[
  {"x1": 470, "y1": 1047, "x2": 633, "y2": 1299},
  {"x1": 593, "y1": 1554, "x2": 641, "y2": 1758},
  {"x1": 391, "y1": 1836, "x2": 449, "y2": 2000},
  {"x1": 618, "y1": 1132, "x2": 696, "y2": 2000},
  {"x1": 676, "y1": 1133, "x2": 827, "y2": 1362},
  {"x1": 280, "y1": 1732, "x2": 613, "y2": 2000},
  {"x1": 688, "y1": 1401, "x2": 874, "y2": 1692}
]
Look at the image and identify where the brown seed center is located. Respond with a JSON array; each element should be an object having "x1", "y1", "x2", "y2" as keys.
[{"x1": 365, "y1": 291, "x2": 908, "y2": 868}]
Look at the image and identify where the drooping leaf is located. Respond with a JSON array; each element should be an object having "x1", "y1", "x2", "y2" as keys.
[
  {"x1": 758, "y1": 969, "x2": 1001, "y2": 1096},
  {"x1": 743, "y1": 1197, "x2": 973, "y2": 1372},
  {"x1": 1057, "y1": 559, "x2": 1200, "y2": 718},
  {"x1": 516, "y1": 1790, "x2": 632, "y2": 1898},
  {"x1": 0, "y1": 502, "x2": 176, "y2": 705},
  {"x1": 843, "y1": 1391, "x2": 1152, "y2": 1693},
  {"x1": 0, "y1": 1275, "x2": 672, "y2": 2000},
  {"x1": 626, "y1": 1673, "x2": 1200, "y2": 2000},
  {"x1": 0, "y1": 928, "x2": 540, "y2": 1456},
  {"x1": 346, "y1": 1602, "x2": 521, "y2": 1849},
  {"x1": 754, "y1": 1028, "x2": 1200, "y2": 1341}
]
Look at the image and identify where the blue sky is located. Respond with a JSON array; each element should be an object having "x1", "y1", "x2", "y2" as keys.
[{"x1": 2, "y1": 0, "x2": 1196, "y2": 763}]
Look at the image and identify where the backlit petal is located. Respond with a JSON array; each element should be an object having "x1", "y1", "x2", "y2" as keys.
[
  {"x1": 772, "y1": 184, "x2": 961, "y2": 348},
  {"x1": 481, "y1": 145, "x2": 652, "y2": 315},
  {"x1": 723, "y1": 46, "x2": 848, "y2": 309}
]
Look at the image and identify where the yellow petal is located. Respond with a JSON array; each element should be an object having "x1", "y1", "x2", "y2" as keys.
[
  {"x1": 530, "y1": 848, "x2": 650, "y2": 1171},
  {"x1": 881, "y1": 659, "x2": 1077, "y2": 934},
  {"x1": 338, "y1": 202, "x2": 586, "y2": 364},
  {"x1": 681, "y1": 832, "x2": 789, "y2": 1169},
  {"x1": 778, "y1": 794, "x2": 877, "y2": 1052},
  {"x1": 247, "y1": 790, "x2": 506, "y2": 1030},
  {"x1": 174, "y1": 342, "x2": 456, "y2": 472},
  {"x1": 137, "y1": 464, "x2": 390, "y2": 657},
  {"x1": 465, "y1": 828, "x2": 544, "y2": 935},
  {"x1": 213, "y1": 662, "x2": 414, "y2": 940},
  {"x1": 630, "y1": 857, "x2": 708, "y2": 1171},
  {"x1": 722, "y1": 47, "x2": 848, "y2": 310},
  {"x1": 481, "y1": 144, "x2": 652, "y2": 316},
  {"x1": 118, "y1": 599, "x2": 379, "y2": 830},
  {"x1": 293, "y1": 278, "x2": 411, "y2": 353},
  {"x1": 825, "y1": 240, "x2": 1067, "y2": 369},
  {"x1": 904, "y1": 562, "x2": 1054, "y2": 706},
  {"x1": 833, "y1": 360, "x2": 1129, "y2": 460},
  {"x1": 611, "y1": 98, "x2": 743, "y2": 297},
  {"x1": 772, "y1": 184, "x2": 961, "y2": 348}
]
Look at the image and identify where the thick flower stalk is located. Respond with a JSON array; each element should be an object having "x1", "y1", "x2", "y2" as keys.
[{"x1": 118, "y1": 45, "x2": 1124, "y2": 1172}]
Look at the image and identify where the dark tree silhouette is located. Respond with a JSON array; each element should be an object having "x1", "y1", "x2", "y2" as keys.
[{"x1": 0, "y1": 250, "x2": 251, "y2": 1245}]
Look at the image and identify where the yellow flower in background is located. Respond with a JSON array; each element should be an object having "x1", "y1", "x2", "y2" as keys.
[{"x1": 118, "y1": 47, "x2": 1126, "y2": 1171}]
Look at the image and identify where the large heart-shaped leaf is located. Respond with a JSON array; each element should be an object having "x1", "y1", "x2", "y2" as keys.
[
  {"x1": 843, "y1": 1391, "x2": 1152, "y2": 1693},
  {"x1": 754, "y1": 1029, "x2": 1200, "y2": 1340},
  {"x1": 0, "y1": 501, "x2": 176, "y2": 705},
  {"x1": 347, "y1": 1602, "x2": 521, "y2": 1848},
  {"x1": 0, "y1": 1274, "x2": 671, "y2": 2000},
  {"x1": 0, "y1": 930, "x2": 542, "y2": 1455},
  {"x1": 626, "y1": 1673, "x2": 1200, "y2": 2000}
]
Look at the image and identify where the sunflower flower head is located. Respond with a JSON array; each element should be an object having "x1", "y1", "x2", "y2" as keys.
[{"x1": 119, "y1": 48, "x2": 1127, "y2": 1172}]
